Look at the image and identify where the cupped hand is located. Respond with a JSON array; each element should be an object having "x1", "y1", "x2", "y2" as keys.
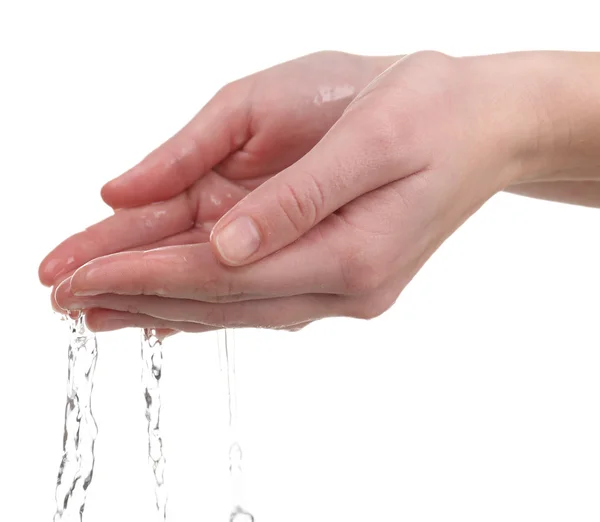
[
  {"x1": 40, "y1": 50, "x2": 399, "y2": 331},
  {"x1": 40, "y1": 50, "x2": 399, "y2": 285},
  {"x1": 52, "y1": 51, "x2": 545, "y2": 332}
]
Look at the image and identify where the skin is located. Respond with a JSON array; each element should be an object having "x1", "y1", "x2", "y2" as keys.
[{"x1": 39, "y1": 50, "x2": 600, "y2": 334}]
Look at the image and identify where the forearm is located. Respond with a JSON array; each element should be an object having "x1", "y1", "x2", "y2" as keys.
[
  {"x1": 507, "y1": 51, "x2": 600, "y2": 183},
  {"x1": 506, "y1": 180, "x2": 600, "y2": 208}
]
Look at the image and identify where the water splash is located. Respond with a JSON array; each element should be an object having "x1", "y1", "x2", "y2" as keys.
[
  {"x1": 218, "y1": 329, "x2": 254, "y2": 522},
  {"x1": 141, "y1": 328, "x2": 168, "y2": 521},
  {"x1": 53, "y1": 314, "x2": 99, "y2": 522}
]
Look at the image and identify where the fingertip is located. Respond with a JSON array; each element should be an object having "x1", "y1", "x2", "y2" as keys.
[
  {"x1": 69, "y1": 252, "x2": 130, "y2": 296},
  {"x1": 155, "y1": 328, "x2": 178, "y2": 341},
  {"x1": 100, "y1": 178, "x2": 129, "y2": 209},
  {"x1": 53, "y1": 276, "x2": 74, "y2": 308},
  {"x1": 39, "y1": 255, "x2": 73, "y2": 287},
  {"x1": 100, "y1": 181, "x2": 116, "y2": 207},
  {"x1": 51, "y1": 292, "x2": 65, "y2": 314},
  {"x1": 38, "y1": 259, "x2": 54, "y2": 287},
  {"x1": 210, "y1": 215, "x2": 262, "y2": 266},
  {"x1": 82, "y1": 308, "x2": 110, "y2": 332},
  {"x1": 100, "y1": 158, "x2": 149, "y2": 208}
]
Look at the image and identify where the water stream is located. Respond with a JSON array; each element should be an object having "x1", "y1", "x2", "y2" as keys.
[
  {"x1": 141, "y1": 328, "x2": 168, "y2": 521},
  {"x1": 53, "y1": 314, "x2": 99, "y2": 522},
  {"x1": 53, "y1": 318, "x2": 253, "y2": 522},
  {"x1": 218, "y1": 329, "x2": 254, "y2": 522}
]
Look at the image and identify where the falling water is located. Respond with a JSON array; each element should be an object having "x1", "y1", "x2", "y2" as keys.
[
  {"x1": 52, "y1": 318, "x2": 252, "y2": 521},
  {"x1": 141, "y1": 328, "x2": 168, "y2": 521},
  {"x1": 53, "y1": 314, "x2": 99, "y2": 522},
  {"x1": 218, "y1": 329, "x2": 254, "y2": 522}
]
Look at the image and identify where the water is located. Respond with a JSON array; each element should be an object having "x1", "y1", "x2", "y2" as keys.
[
  {"x1": 52, "y1": 319, "x2": 249, "y2": 521},
  {"x1": 53, "y1": 314, "x2": 99, "y2": 522},
  {"x1": 218, "y1": 329, "x2": 254, "y2": 522},
  {"x1": 141, "y1": 328, "x2": 168, "y2": 521}
]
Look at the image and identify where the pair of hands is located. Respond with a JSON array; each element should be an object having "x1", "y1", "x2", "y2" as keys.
[{"x1": 39, "y1": 50, "x2": 597, "y2": 335}]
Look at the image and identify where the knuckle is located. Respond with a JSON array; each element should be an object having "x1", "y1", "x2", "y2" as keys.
[
  {"x1": 215, "y1": 80, "x2": 242, "y2": 100},
  {"x1": 399, "y1": 52, "x2": 463, "y2": 116},
  {"x1": 347, "y1": 51, "x2": 462, "y2": 165},
  {"x1": 404, "y1": 50, "x2": 455, "y2": 69},
  {"x1": 276, "y1": 179, "x2": 322, "y2": 234},
  {"x1": 307, "y1": 174, "x2": 326, "y2": 216},
  {"x1": 347, "y1": 292, "x2": 397, "y2": 320},
  {"x1": 154, "y1": 141, "x2": 196, "y2": 189},
  {"x1": 357, "y1": 105, "x2": 399, "y2": 153},
  {"x1": 352, "y1": 99, "x2": 420, "y2": 167},
  {"x1": 340, "y1": 253, "x2": 387, "y2": 295}
]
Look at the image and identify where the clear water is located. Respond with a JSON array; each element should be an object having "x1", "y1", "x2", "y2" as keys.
[
  {"x1": 52, "y1": 319, "x2": 250, "y2": 522},
  {"x1": 53, "y1": 315, "x2": 99, "y2": 522},
  {"x1": 141, "y1": 328, "x2": 168, "y2": 521},
  {"x1": 218, "y1": 329, "x2": 254, "y2": 522}
]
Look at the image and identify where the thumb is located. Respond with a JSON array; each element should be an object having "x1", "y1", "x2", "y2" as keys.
[
  {"x1": 210, "y1": 107, "x2": 424, "y2": 266},
  {"x1": 101, "y1": 83, "x2": 250, "y2": 209}
]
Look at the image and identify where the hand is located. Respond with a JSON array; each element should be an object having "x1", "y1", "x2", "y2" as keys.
[
  {"x1": 52, "y1": 51, "x2": 551, "y2": 332},
  {"x1": 99, "y1": 51, "x2": 399, "y2": 211},
  {"x1": 40, "y1": 50, "x2": 399, "y2": 330}
]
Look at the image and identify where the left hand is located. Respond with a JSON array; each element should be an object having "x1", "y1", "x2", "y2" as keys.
[{"x1": 52, "y1": 51, "x2": 553, "y2": 332}]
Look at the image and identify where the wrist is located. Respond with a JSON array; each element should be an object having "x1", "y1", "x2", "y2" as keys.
[{"x1": 500, "y1": 51, "x2": 600, "y2": 184}]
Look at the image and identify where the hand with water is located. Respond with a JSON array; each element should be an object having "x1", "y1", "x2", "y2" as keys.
[
  {"x1": 42, "y1": 51, "x2": 600, "y2": 331},
  {"x1": 40, "y1": 50, "x2": 400, "y2": 330}
]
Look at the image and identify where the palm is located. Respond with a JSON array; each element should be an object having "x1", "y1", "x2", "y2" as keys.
[
  {"x1": 162, "y1": 52, "x2": 396, "y2": 236},
  {"x1": 40, "y1": 51, "x2": 395, "y2": 287},
  {"x1": 211, "y1": 52, "x2": 379, "y2": 183},
  {"x1": 101, "y1": 52, "x2": 394, "y2": 209}
]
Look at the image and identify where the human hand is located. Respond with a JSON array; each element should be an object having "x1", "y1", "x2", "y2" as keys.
[
  {"x1": 40, "y1": 51, "x2": 399, "y2": 330},
  {"x1": 52, "y1": 51, "x2": 555, "y2": 332}
]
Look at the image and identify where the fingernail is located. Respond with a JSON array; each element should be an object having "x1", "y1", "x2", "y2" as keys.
[
  {"x1": 71, "y1": 266, "x2": 104, "y2": 296},
  {"x1": 213, "y1": 216, "x2": 261, "y2": 264},
  {"x1": 53, "y1": 277, "x2": 72, "y2": 311},
  {"x1": 72, "y1": 289, "x2": 102, "y2": 297},
  {"x1": 54, "y1": 277, "x2": 72, "y2": 296}
]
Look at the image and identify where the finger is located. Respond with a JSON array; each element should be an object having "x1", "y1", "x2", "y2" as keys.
[
  {"x1": 47, "y1": 230, "x2": 213, "y2": 312},
  {"x1": 50, "y1": 271, "x2": 75, "y2": 312},
  {"x1": 39, "y1": 190, "x2": 197, "y2": 286},
  {"x1": 48, "y1": 217, "x2": 210, "y2": 313},
  {"x1": 63, "y1": 236, "x2": 344, "y2": 302},
  {"x1": 84, "y1": 308, "x2": 217, "y2": 334},
  {"x1": 154, "y1": 328, "x2": 179, "y2": 341},
  {"x1": 209, "y1": 99, "x2": 427, "y2": 266},
  {"x1": 284, "y1": 320, "x2": 312, "y2": 332},
  {"x1": 58, "y1": 291, "x2": 345, "y2": 329},
  {"x1": 49, "y1": 223, "x2": 216, "y2": 313},
  {"x1": 101, "y1": 85, "x2": 251, "y2": 209},
  {"x1": 41, "y1": 171, "x2": 251, "y2": 287}
]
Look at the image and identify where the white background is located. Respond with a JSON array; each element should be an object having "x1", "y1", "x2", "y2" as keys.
[{"x1": 1, "y1": 1, "x2": 599, "y2": 521}]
